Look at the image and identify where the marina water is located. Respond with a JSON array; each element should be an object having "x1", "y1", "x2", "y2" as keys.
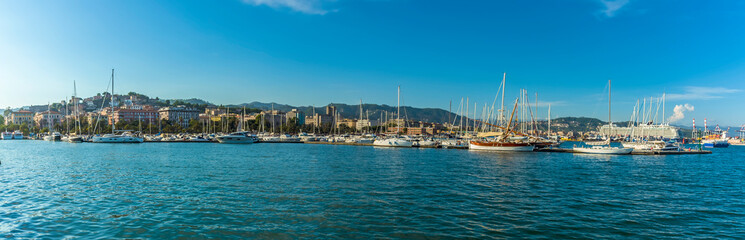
[{"x1": 1, "y1": 141, "x2": 744, "y2": 238}]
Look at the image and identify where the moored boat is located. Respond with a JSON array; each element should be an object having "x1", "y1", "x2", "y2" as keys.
[
  {"x1": 469, "y1": 141, "x2": 534, "y2": 152},
  {"x1": 572, "y1": 80, "x2": 632, "y2": 155},
  {"x1": 90, "y1": 69, "x2": 144, "y2": 144},
  {"x1": 216, "y1": 132, "x2": 257, "y2": 144},
  {"x1": 373, "y1": 137, "x2": 413, "y2": 147}
]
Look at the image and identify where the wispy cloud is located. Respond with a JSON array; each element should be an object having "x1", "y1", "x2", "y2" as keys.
[
  {"x1": 666, "y1": 86, "x2": 741, "y2": 100},
  {"x1": 241, "y1": 0, "x2": 332, "y2": 15},
  {"x1": 599, "y1": 0, "x2": 630, "y2": 17}
]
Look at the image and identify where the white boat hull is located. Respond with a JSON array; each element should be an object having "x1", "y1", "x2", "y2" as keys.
[
  {"x1": 216, "y1": 136, "x2": 256, "y2": 144},
  {"x1": 373, "y1": 139, "x2": 413, "y2": 147},
  {"x1": 573, "y1": 146, "x2": 632, "y2": 154},
  {"x1": 91, "y1": 136, "x2": 144, "y2": 143},
  {"x1": 1, "y1": 132, "x2": 24, "y2": 140}
]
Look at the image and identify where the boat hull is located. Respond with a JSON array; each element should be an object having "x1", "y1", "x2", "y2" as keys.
[
  {"x1": 469, "y1": 141, "x2": 534, "y2": 152},
  {"x1": 1, "y1": 132, "x2": 24, "y2": 140},
  {"x1": 91, "y1": 136, "x2": 144, "y2": 143},
  {"x1": 573, "y1": 146, "x2": 632, "y2": 154},
  {"x1": 703, "y1": 141, "x2": 729, "y2": 148},
  {"x1": 373, "y1": 139, "x2": 413, "y2": 147},
  {"x1": 65, "y1": 136, "x2": 84, "y2": 143},
  {"x1": 216, "y1": 136, "x2": 256, "y2": 144}
]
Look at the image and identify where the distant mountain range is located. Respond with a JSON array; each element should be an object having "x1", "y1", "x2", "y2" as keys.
[{"x1": 231, "y1": 101, "x2": 455, "y2": 124}]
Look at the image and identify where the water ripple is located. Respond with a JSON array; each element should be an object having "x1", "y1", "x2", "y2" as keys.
[{"x1": 1, "y1": 141, "x2": 745, "y2": 238}]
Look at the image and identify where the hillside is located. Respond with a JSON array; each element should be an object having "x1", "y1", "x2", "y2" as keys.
[{"x1": 235, "y1": 102, "x2": 455, "y2": 124}]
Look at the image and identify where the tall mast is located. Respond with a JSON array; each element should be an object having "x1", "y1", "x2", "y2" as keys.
[
  {"x1": 397, "y1": 85, "x2": 400, "y2": 134},
  {"x1": 47, "y1": 103, "x2": 51, "y2": 132},
  {"x1": 359, "y1": 99, "x2": 363, "y2": 134},
  {"x1": 662, "y1": 92, "x2": 666, "y2": 125},
  {"x1": 547, "y1": 103, "x2": 551, "y2": 136},
  {"x1": 111, "y1": 69, "x2": 115, "y2": 134},
  {"x1": 500, "y1": 72, "x2": 505, "y2": 126},
  {"x1": 74, "y1": 80, "x2": 80, "y2": 134},
  {"x1": 466, "y1": 97, "x2": 469, "y2": 133},
  {"x1": 608, "y1": 79, "x2": 612, "y2": 143}
]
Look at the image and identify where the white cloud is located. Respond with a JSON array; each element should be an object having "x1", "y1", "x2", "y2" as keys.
[
  {"x1": 599, "y1": 0, "x2": 630, "y2": 17},
  {"x1": 666, "y1": 86, "x2": 741, "y2": 100},
  {"x1": 242, "y1": 0, "x2": 331, "y2": 15},
  {"x1": 667, "y1": 104, "x2": 694, "y2": 123}
]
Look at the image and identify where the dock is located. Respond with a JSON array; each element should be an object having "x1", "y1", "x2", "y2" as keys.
[{"x1": 535, "y1": 147, "x2": 711, "y2": 155}]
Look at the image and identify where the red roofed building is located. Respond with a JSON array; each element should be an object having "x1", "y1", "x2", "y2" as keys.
[
  {"x1": 111, "y1": 108, "x2": 159, "y2": 125},
  {"x1": 34, "y1": 111, "x2": 63, "y2": 128}
]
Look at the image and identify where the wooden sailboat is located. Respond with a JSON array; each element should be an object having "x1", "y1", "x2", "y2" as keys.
[{"x1": 469, "y1": 98, "x2": 534, "y2": 152}]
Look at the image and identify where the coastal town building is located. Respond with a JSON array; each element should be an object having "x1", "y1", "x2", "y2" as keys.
[
  {"x1": 336, "y1": 119, "x2": 357, "y2": 129},
  {"x1": 86, "y1": 112, "x2": 109, "y2": 125},
  {"x1": 158, "y1": 106, "x2": 199, "y2": 127},
  {"x1": 204, "y1": 108, "x2": 226, "y2": 116},
  {"x1": 24, "y1": 105, "x2": 49, "y2": 113},
  {"x1": 6, "y1": 110, "x2": 34, "y2": 125},
  {"x1": 355, "y1": 119, "x2": 372, "y2": 130},
  {"x1": 261, "y1": 110, "x2": 284, "y2": 128},
  {"x1": 285, "y1": 109, "x2": 305, "y2": 125},
  {"x1": 304, "y1": 113, "x2": 332, "y2": 126},
  {"x1": 111, "y1": 108, "x2": 158, "y2": 125},
  {"x1": 33, "y1": 111, "x2": 63, "y2": 127},
  {"x1": 384, "y1": 126, "x2": 435, "y2": 135},
  {"x1": 325, "y1": 105, "x2": 336, "y2": 116}
]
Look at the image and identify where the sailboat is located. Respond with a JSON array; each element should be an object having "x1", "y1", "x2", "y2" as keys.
[
  {"x1": 91, "y1": 69, "x2": 144, "y2": 143},
  {"x1": 573, "y1": 80, "x2": 632, "y2": 154},
  {"x1": 373, "y1": 86, "x2": 413, "y2": 147},
  {"x1": 65, "y1": 81, "x2": 84, "y2": 143},
  {"x1": 469, "y1": 98, "x2": 534, "y2": 152}
]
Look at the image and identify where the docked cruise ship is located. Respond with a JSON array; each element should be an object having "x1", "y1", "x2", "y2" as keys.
[{"x1": 599, "y1": 124, "x2": 681, "y2": 139}]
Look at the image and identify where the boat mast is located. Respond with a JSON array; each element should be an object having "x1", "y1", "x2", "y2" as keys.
[
  {"x1": 500, "y1": 72, "x2": 505, "y2": 127},
  {"x1": 359, "y1": 99, "x2": 363, "y2": 134},
  {"x1": 111, "y1": 69, "x2": 115, "y2": 134},
  {"x1": 74, "y1": 80, "x2": 81, "y2": 134},
  {"x1": 547, "y1": 103, "x2": 551, "y2": 136},
  {"x1": 47, "y1": 103, "x2": 51, "y2": 133},
  {"x1": 396, "y1": 86, "x2": 401, "y2": 134},
  {"x1": 662, "y1": 92, "x2": 666, "y2": 125},
  {"x1": 608, "y1": 79, "x2": 612, "y2": 145}
]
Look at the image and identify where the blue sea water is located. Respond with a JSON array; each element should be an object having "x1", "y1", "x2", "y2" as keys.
[{"x1": 1, "y1": 141, "x2": 744, "y2": 238}]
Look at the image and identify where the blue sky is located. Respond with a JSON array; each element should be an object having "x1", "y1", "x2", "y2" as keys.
[{"x1": 1, "y1": 0, "x2": 744, "y2": 126}]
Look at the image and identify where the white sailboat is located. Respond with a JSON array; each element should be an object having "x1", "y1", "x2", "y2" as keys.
[
  {"x1": 573, "y1": 80, "x2": 632, "y2": 155},
  {"x1": 373, "y1": 85, "x2": 413, "y2": 147},
  {"x1": 91, "y1": 69, "x2": 144, "y2": 143},
  {"x1": 65, "y1": 81, "x2": 84, "y2": 143}
]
